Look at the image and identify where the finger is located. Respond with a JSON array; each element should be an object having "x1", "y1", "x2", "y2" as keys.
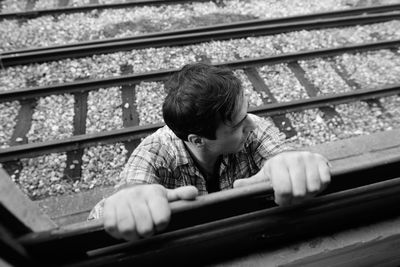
[
  {"x1": 166, "y1": 186, "x2": 198, "y2": 202},
  {"x1": 116, "y1": 201, "x2": 140, "y2": 241},
  {"x1": 233, "y1": 178, "x2": 253, "y2": 188},
  {"x1": 288, "y1": 157, "x2": 307, "y2": 201},
  {"x1": 318, "y1": 159, "x2": 331, "y2": 189},
  {"x1": 146, "y1": 195, "x2": 171, "y2": 232},
  {"x1": 233, "y1": 172, "x2": 270, "y2": 188},
  {"x1": 130, "y1": 200, "x2": 155, "y2": 238},
  {"x1": 269, "y1": 161, "x2": 292, "y2": 206},
  {"x1": 305, "y1": 159, "x2": 321, "y2": 195},
  {"x1": 103, "y1": 200, "x2": 122, "y2": 240}
]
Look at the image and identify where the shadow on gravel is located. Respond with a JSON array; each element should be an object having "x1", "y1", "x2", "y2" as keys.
[{"x1": 101, "y1": 13, "x2": 259, "y2": 38}]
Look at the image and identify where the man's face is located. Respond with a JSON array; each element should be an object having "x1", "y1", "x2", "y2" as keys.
[{"x1": 205, "y1": 94, "x2": 256, "y2": 155}]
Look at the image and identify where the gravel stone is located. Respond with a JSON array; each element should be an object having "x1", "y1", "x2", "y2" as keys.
[
  {"x1": 86, "y1": 87, "x2": 123, "y2": 134},
  {"x1": 81, "y1": 143, "x2": 127, "y2": 190},
  {"x1": 331, "y1": 101, "x2": 395, "y2": 138},
  {"x1": 132, "y1": 82, "x2": 166, "y2": 125},
  {"x1": 0, "y1": 0, "x2": 26, "y2": 13},
  {"x1": 0, "y1": 65, "x2": 39, "y2": 92},
  {"x1": 2, "y1": 1, "x2": 400, "y2": 200},
  {"x1": 299, "y1": 59, "x2": 352, "y2": 95},
  {"x1": 135, "y1": 81, "x2": 166, "y2": 125},
  {"x1": 275, "y1": 21, "x2": 400, "y2": 54},
  {"x1": 0, "y1": 101, "x2": 20, "y2": 148},
  {"x1": 286, "y1": 109, "x2": 336, "y2": 147},
  {"x1": 2, "y1": 21, "x2": 399, "y2": 92},
  {"x1": 27, "y1": 94, "x2": 74, "y2": 143},
  {"x1": 0, "y1": 0, "x2": 365, "y2": 50},
  {"x1": 223, "y1": 0, "x2": 352, "y2": 19},
  {"x1": 17, "y1": 153, "x2": 69, "y2": 200},
  {"x1": 286, "y1": 99, "x2": 400, "y2": 148},
  {"x1": 258, "y1": 64, "x2": 308, "y2": 102},
  {"x1": 233, "y1": 69, "x2": 264, "y2": 107},
  {"x1": 31, "y1": 0, "x2": 58, "y2": 10},
  {"x1": 379, "y1": 96, "x2": 400, "y2": 130},
  {"x1": 336, "y1": 50, "x2": 400, "y2": 88}
]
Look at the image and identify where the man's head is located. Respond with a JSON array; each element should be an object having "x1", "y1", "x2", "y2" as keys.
[
  {"x1": 163, "y1": 63, "x2": 243, "y2": 141},
  {"x1": 163, "y1": 63, "x2": 256, "y2": 154}
]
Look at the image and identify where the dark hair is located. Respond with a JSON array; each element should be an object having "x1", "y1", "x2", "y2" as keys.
[{"x1": 162, "y1": 63, "x2": 243, "y2": 141}]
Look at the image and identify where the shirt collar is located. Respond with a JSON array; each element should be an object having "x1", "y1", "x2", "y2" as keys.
[
  {"x1": 174, "y1": 137, "x2": 195, "y2": 167},
  {"x1": 169, "y1": 127, "x2": 242, "y2": 169}
]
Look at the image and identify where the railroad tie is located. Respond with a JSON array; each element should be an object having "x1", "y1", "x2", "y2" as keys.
[
  {"x1": 3, "y1": 76, "x2": 39, "y2": 185},
  {"x1": 120, "y1": 64, "x2": 141, "y2": 158},
  {"x1": 64, "y1": 91, "x2": 88, "y2": 181},
  {"x1": 244, "y1": 67, "x2": 297, "y2": 139},
  {"x1": 287, "y1": 61, "x2": 342, "y2": 124},
  {"x1": 3, "y1": 99, "x2": 37, "y2": 184},
  {"x1": 329, "y1": 58, "x2": 386, "y2": 113}
]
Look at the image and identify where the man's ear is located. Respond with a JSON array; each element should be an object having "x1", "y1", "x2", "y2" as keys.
[{"x1": 187, "y1": 134, "x2": 205, "y2": 147}]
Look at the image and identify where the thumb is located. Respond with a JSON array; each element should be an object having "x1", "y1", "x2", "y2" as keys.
[
  {"x1": 233, "y1": 169, "x2": 271, "y2": 188},
  {"x1": 166, "y1": 186, "x2": 199, "y2": 202}
]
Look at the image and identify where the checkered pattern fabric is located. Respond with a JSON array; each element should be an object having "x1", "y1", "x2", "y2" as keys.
[{"x1": 88, "y1": 114, "x2": 291, "y2": 220}]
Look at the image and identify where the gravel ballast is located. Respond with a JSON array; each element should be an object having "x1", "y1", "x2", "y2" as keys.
[{"x1": 1, "y1": 1, "x2": 400, "y2": 200}]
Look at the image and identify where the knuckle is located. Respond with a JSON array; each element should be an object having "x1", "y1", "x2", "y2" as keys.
[
  {"x1": 119, "y1": 225, "x2": 135, "y2": 236},
  {"x1": 137, "y1": 225, "x2": 154, "y2": 238},
  {"x1": 276, "y1": 187, "x2": 292, "y2": 197},
  {"x1": 307, "y1": 176, "x2": 321, "y2": 191},
  {"x1": 154, "y1": 215, "x2": 170, "y2": 229},
  {"x1": 119, "y1": 228, "x2": 138, "y2": 241},
  {"x1": 117, "y1": 218, "x2": 135, "y2": 234},
  {"x1": 308, "y1": 185, "x2": 321, "y2": 194},
  {"x1": 104, "y1": 223, "x2": 116, "y2": 233},
  {"x1": 321, "y1": 178, "x2": 331, "y2": 186},
  {"x1": 293, "y1": 190, "x2": 306, "y2": 198}
]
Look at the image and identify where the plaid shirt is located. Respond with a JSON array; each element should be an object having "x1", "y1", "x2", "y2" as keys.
[{"x1": 88, "y1": 114, "x2": 291, "y2": 220}]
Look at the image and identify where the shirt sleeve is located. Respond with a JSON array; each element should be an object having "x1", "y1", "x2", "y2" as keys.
[
  {"x1": 247, "y1": 114, "x2": 294, "y2": 169},
  {"x1": 115, "y1": 138, "x2": 163, "y2": 190}
]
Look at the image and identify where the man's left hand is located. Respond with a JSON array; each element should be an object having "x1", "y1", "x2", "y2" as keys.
[{"x1": 233, "y1": 151, "x2": 331, "y2": 206}]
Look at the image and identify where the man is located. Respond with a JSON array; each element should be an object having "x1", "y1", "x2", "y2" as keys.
[{"x1": 89, "y1": 63, "x2": 331, "y2": 241}]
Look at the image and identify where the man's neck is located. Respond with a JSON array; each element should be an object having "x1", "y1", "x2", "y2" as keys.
[{"x1": 184, "y1": 141, "x2": 219, "y2": 176}]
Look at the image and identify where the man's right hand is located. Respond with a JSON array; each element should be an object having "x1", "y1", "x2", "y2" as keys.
[{"x1": 103, "y1": 184, "x2": 198, "y2": 241}]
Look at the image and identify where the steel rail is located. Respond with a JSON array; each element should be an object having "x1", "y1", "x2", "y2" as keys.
[
  {"x1": 19, "y1": 174, "x2": 400, "y2": 264},
  {"x1": 2, "y1": 4, "x2": 400, "y2": 57},
  {"x1": 1, "y1": 12, "x2": 400, "y2": 67},
  {"x1": 1, "y1": 84, "x2": 399, "y2": 162},
  {"x1": 0, "y1": 0, "x2": 207, "y2": 20},
  {"x1": 1, "y1": 39, "x2": 399, "y2": 103}
]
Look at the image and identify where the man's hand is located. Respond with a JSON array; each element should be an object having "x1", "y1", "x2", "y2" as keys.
[
  {"x1": 103, "y1": 184, "x2": 198, "y2": 241},
  {"x1": 233, "y1": 151, "x2": 331, "y2": 206}
]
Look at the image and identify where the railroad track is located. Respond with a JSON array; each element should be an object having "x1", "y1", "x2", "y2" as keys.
[
  {"x1": 1, "y1": 3, "x2": 400, "y2": 201},
  {"x1": 1, "y1": 40, "x2": 400, "y2": 184},
  {"x1": 0, "y1": 0, "x2": 211, "y2": 20},
  {"x1": 1, "y1": 4, "x2": 400, "y2": 66},
  {"x1": 1, "y1": 4, "x2": 400, "y2": 265}
]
